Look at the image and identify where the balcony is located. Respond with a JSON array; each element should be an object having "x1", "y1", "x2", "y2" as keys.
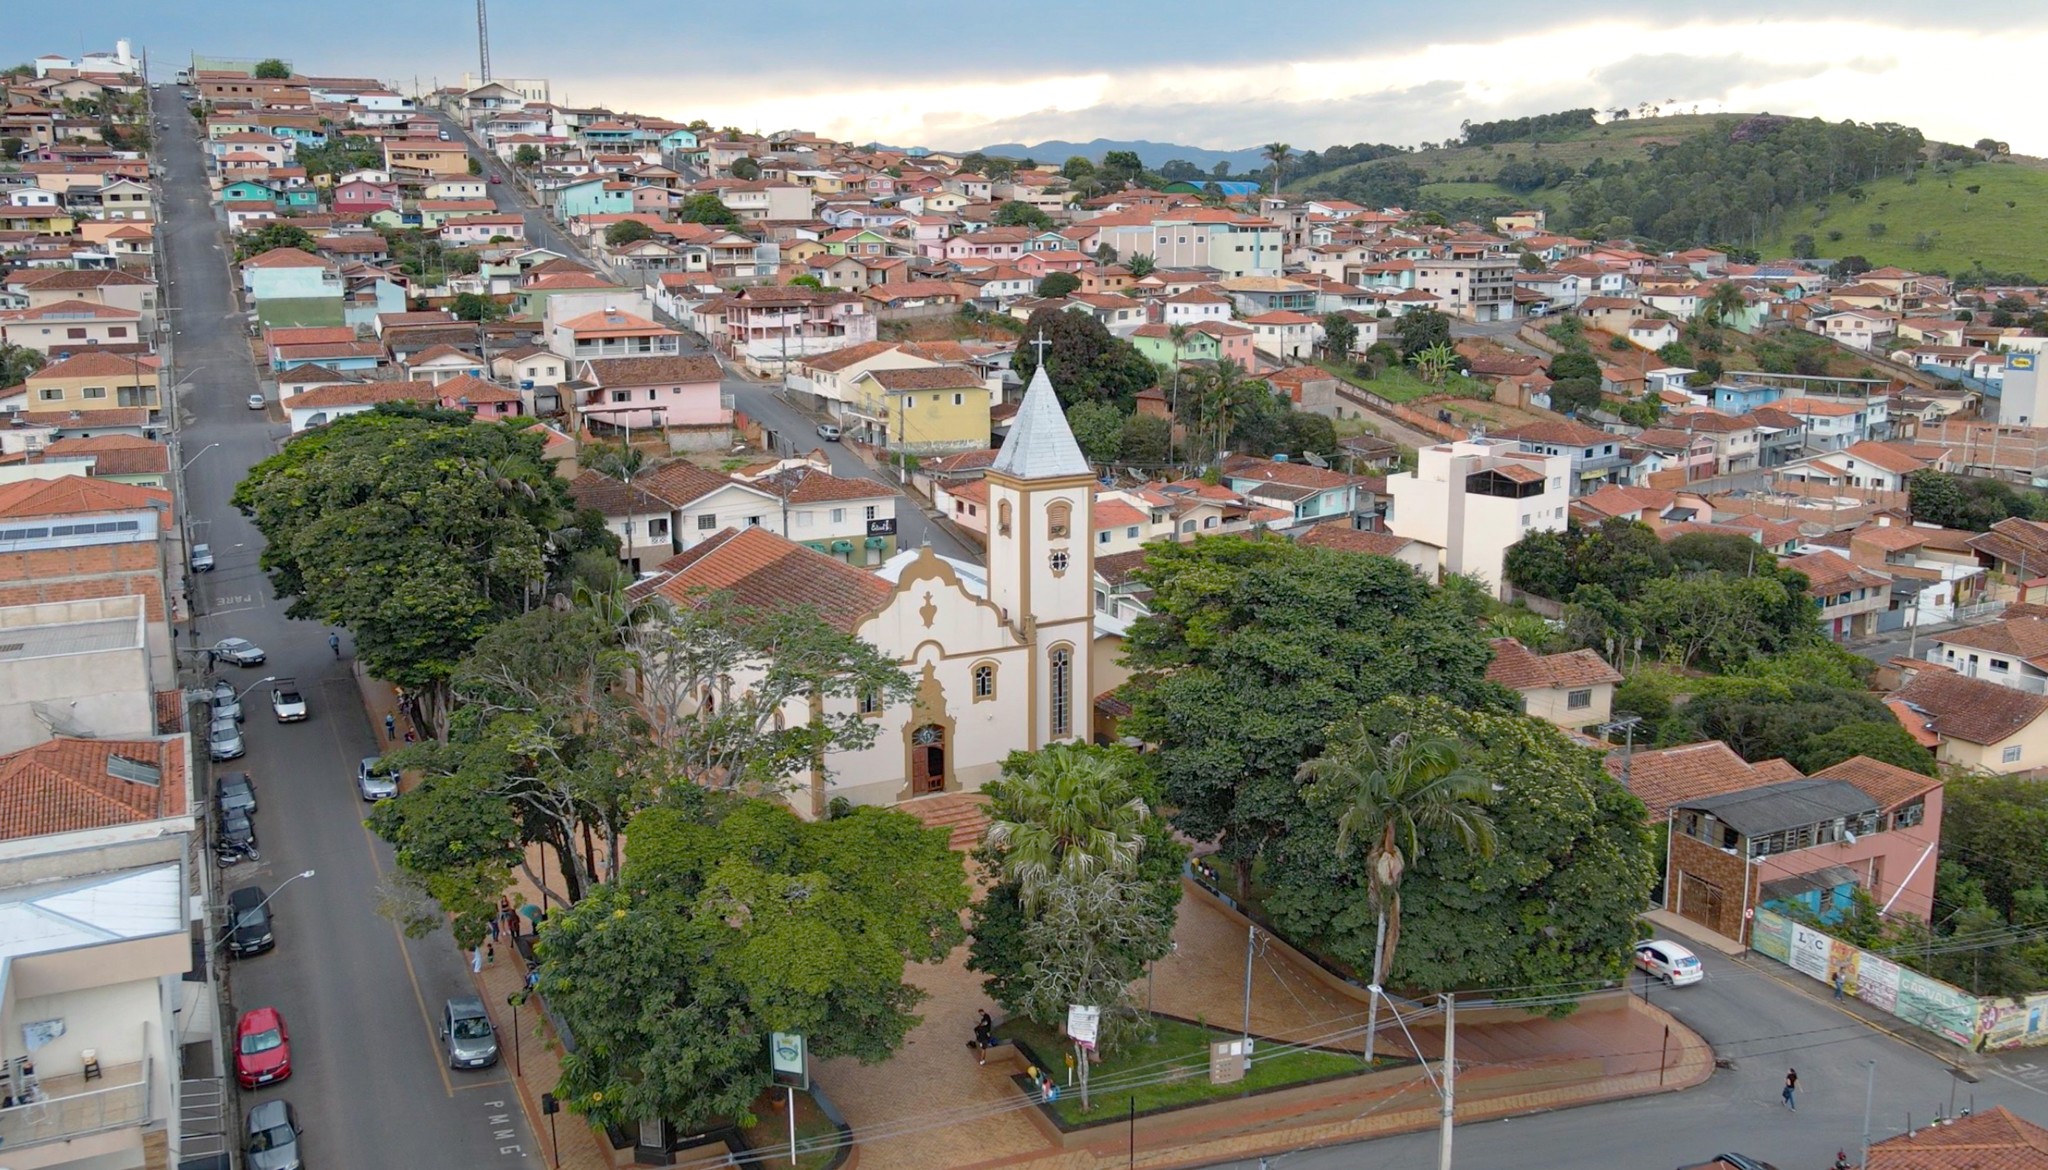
[
  {"x1": 0, "y1": 1061, "x2": 150, "y2": 1150},
  {"x1": 1927, "y1": 648, "x2": 2048, "y2": 693}
]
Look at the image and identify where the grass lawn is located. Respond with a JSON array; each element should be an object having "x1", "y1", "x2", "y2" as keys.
[
  {"x1": 1755, "y1": 158, "x2": 2048, "y2": 278},
  {"x1": 737, "y1": 1087, "x2": 840, "y2": 1170},
  {"x1": 1316, "y1": 360, "x2": 1490, "y2": 405},
  {"x1": 1003, "y1": 1014, "x2": 1373, "y2": 1126}
]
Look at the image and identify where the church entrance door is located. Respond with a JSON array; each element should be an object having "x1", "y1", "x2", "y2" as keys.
[{"x1": 911, "y1": 723, "x2": 946, "y2": 794}]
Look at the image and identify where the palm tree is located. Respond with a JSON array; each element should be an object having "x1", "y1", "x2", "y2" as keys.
[
  {"x1": 1700, "y1": 282, "x2": 1748, "y2": 331},
  {"x1": 984, "y1": 745, "x2": 1151, "y2": 912},
  {"x1": 1261, "y1": 142, "x2": 1293, "y2": 195},
  {"x1": 1411, "y1": 341, "x2": 1458, "y2": 385},
  {"x1": 1297, "y1": 728, "x2": 1497, "y2": 1061},
  {"x1": 1166, "y1": 323, "x2": 1191, "y2": 463}
]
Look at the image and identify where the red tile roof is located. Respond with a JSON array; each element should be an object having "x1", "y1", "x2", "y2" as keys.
[
  {"x1": 0, "y1": 474, "x2": 169, "y2": 519},
  {"x1": 1296, "y1": 522, "x2": 1423, "y2": 558},
  {"x1": 1890, "y1": 670, "x2": 2048, "y2": 746},
  {"x1": 1485, "y1": 638, "x2": 1622, "y2": 693},
  {"x1": 629, "y1": 526, "x2": 892, "y2": 632},
  {"x1": 0, "y1": 736, "x2": 187, "y2": 840},
  {"x1": 1809, "y1": 756, "x2": 1938, "y2": 811},
  {"x1": 1863, "y1": 1105, "x2": 2048, "y2": 1169},
  {"x1": 1606, "y1": 741, "x2": 1801, "y2": 821}
]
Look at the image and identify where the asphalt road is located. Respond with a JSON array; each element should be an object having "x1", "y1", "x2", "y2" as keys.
[
  {"x1": 430, "y1": 109, "x2": 978, "y2": 563},
  {"x1": 1200, "y1": 945, "x2": 2048, "y2": 1170},
  {"x1": 158, "y1": 87, "x2": 540, "y2": 1170}
]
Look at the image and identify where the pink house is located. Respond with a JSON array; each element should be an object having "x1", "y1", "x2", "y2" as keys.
[
  {"x1": 440, "y1": 214, "x2": 528, "y2": 246},
  {"x1": 1017, "y1": 249, "x2": 1090, "y2": 275},
  {"x1": 434, "y1": 373, "x2": 526, "y2": 419},
  {"x1": 576, "y1": 353, "x2": 730, "y2": 431},
  {"x1": 1191, "y1": 320, "x2": 1256, "y2": 367},
  {"x1": 332, "y1": 178, "x2": 401, "y2": 214},
  {"x1": 943, "y1": 227, "x2": 1031, "y2": 261}
]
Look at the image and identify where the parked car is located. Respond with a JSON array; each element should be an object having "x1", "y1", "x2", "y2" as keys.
[
  {"x1": 440, "y1": 996, "x2": 500, "y2": 1069},
  {"x1": 488, "y1": 174, "x2": 502, "y2": 184},
  {"x1": 248, "y1": 393, "x2": 267, "y2": 410},
  {"x1": 817, "y1": 423, "x2": 842, "y2": 441},
  {"x1": 1634, "y1": 939, "x2": 1704, "y2": 986},
  {"x1": 190, "y1": 543, "x2": 215, "y2": 572},
  {"x1": 219, "y1": 807, "x2": 257, "y2": 850},
  {"x1": 217, "y1": 771, "x2": 257, "y2": 816},
  {"x1": 270, "y1": 678, "x2": 307, "y2": 722},
  {"x1": 438, "y1": 129, "x2": 451, "y2": 140},
  {"x1": 234, "y1": 1007, "x2": 292, "y2": 1088},
  {"x1": 211, "y1": 680, "x2": 243, "y2": 723},
  {"x1": 356, "y1": 756, "x2": 399, "y2": 802},
  {"x1": 244, "y1": 1099, "x2": 303, "y2": 1170},
  {"x1": 209, "y1": 716, "x2": 246, "y2": 762},
  {"x1": 213, "y1": 637, "x2": 266, "y2": 666},
  {"x1": 226, "y1": 885, "x2": 274, "y2": 957}
]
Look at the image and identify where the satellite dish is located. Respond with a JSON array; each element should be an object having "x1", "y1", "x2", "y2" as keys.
[{"x1": 1842, "y1": 830, "x2": 1857, "y2": 845}]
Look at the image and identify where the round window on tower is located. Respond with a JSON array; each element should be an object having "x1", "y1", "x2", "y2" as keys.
[{"x1": 1048, "y1": 549, "x2": 1070, "y2": 575}]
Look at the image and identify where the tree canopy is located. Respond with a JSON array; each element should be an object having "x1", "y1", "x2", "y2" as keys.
[
  {"x1": 678, "y1": 193, "x2": 739, "y2": 226},
  {"x1": 1011, "y1": 307, "x2": 1157, "y2": 411},
  {"x1": 231, "y1": 408, "x2": 612, "y2": 734},
  {"x1": 604, "y1": 219, "x2": 654, "y2": 246},
  {"x1": 1119, "y1": 536, "x2": 1510, "y2": 895},
  {"x1": 1264, "y1": 696, "x2": 1654, "y2": 997},
  {"x1": 538, "y1": 798, "x2": 968, "y2": 1131},
  {"x1": 253, "y1": 58, "x2": 291, "y2": 80}
]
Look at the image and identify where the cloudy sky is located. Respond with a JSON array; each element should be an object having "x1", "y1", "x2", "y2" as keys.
[{"x1": 24, "y1": 1, "x2": 2048, "y2": 154}]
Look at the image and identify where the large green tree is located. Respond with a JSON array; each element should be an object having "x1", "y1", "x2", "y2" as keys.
[
  {"x1": 539, "y1": 799, "x2": 968, "y2": 1131},
  {"x1": 1395, "y1": 308, "x2": 1452, "y2": 358},
  {"x1": 678, "y1": 193, "x2": 740, "y2": 225},
  {"x1": 253, "y1": 58, "x2": 291, "y2": 79},
  {"x1": 1119, "y1": 536, "x2": 1511, "y2": 897},
  {"x1": 1065, "y1": 399, "x2": 1124, "y2": 465},
  {"x1": 1011, "y1": 307, "x2": 1157, "y2": 410},
  {"x1": 1265, "y1": 696, "x2": 1654, "y2": 1000},
  {"x1": 232, "y1": 408, "x2": 611, "y2": 735}
]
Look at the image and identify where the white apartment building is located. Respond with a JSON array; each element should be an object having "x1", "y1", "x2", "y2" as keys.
[
  {"x1": 1384, "y1": 438, "x2": 1570, "y2": 599},
  {"x1": 1413, "y1": 256, "x2": 1519, "y2": 322}
]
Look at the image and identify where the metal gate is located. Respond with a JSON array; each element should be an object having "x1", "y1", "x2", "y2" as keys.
[{"x1": 177, "y1": 1077, "x2": 228, "y2": 1167}]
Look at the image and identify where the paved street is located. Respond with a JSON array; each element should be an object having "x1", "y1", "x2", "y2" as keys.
[
  {"x1": 159, "y1": 88, "x2": 539, "y2": 1170},
  {"x1": 1202, "y1": 944, "x2": 2048, "y2": 1170},
  {"x1": 431, "y1": 109, "x2": 978, "y2": 563}
]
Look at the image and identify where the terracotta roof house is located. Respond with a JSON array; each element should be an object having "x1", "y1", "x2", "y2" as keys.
[
  {"x1": 1606, "y1": 740, "x2": 1801, "y2": 822},
  {"x1": 1889, "y1": 668, "x2": 2048, "y2": 775},
  {"x1": 628, "y1": 526, "x2": 893, "y2": 631},
  {"x1": 1294, "y1": 521, "x2": 1438, "y2": 577},
  {"x1": 0, "y1": 735, "x2": 188, "y2": 841},
  {"x1": 1862, "y1": 1106, "x2": 2048, "y2": 1168},
  {"x1": 1484, "y1": 638, "x2": 1623, "y2": 731}
]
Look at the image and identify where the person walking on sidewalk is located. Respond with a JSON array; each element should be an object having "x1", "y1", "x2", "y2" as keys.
[
  {"x1": 384, "y1": 713, "x2": 396, "y2": 740},
  {"x1": 970, "y1": 1010, "x2": 993, "y2": 1065},
  {"x1": 329, "y1": 631, "x2": 341, "y2": 658},
  {"x1": 1782, "y1": 1068, "x2": 1798, "y2": 1110},
  {"x1": 1832, "y1": 969, "x2": 1846, "y2": 1000}
]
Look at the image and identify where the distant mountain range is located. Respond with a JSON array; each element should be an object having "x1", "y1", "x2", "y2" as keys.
[{"x1": 969, "y1": 138, "x2": 1269, "y2": 174}]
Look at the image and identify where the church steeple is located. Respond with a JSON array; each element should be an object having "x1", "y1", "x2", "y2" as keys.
[
  {"x1": 983, "y1": 345, "x2": 1095, "y2": 748},
  {"x1": 990, "y1": 362, "x2": 1092, "y2": 481}
]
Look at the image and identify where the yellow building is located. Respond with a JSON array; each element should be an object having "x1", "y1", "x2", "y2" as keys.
[
  {"x1": 383, "y1": 140, "x2": 472, "y2": 176},
  {"x1": 848, "y1": 364, "x2": 992, "y2": 455},
  {"x1": 23, "y1": 350, "x2": 162, "y2": 415}
]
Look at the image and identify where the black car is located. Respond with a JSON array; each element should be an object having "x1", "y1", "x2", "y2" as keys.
[
  {"x1": 226, "y1": 886, "x2": 274, "y2": 957},
  {"x1": 217, "y1": 771, "x2": 257, "y2": 817},
  {"x1": 220, "y1": 808, "x2": 257, "y2": 850}
]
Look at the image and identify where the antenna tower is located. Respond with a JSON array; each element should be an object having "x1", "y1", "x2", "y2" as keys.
[{"x1": 476, "y1": 0, "x2": 492, "y2": 82}]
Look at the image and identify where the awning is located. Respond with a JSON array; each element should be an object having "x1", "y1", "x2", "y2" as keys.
[
  {"x1": 830, "y1": 540, "x2": 854, "y2": 554},
  {"x1": 864, "y1": 536, "x2": 886, "y2": 549}
]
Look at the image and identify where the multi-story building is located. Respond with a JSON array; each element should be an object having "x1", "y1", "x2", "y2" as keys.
[
  {"x1": 23, "y1": 352, "x2": 161, "y2": 418},
  {"x1": 1413, "y1": 255, "x2": 1518, "y2": 322},
  {"x1": 1384, "y1": 438, "x2": 1569, "y2": 599},
  {"x1": 719, "y1": 286, "x2": 878, "y2": 374},
  {"x1": 1492, "y1": 420, "x2": 1629, "y2": 496}
]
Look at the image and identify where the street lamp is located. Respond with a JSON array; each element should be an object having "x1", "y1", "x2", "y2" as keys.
[
  {"x1": 233, "y1": 675, "x2": 278, "y2": 701},
  {"x1": 180, "y1": 442, "x2": 218, "y2": 472}
]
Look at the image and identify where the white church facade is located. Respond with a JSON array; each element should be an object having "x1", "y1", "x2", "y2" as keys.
[{"x1": 631, "y1": 363, "x2": 1105, "y2": 814}]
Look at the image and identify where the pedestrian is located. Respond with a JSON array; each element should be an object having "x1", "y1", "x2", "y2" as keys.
[
  {"x1": 404, "y1": 728, "x2": 416, "y2": 744},
  {"x1": 1832, "y1": 969, "x2": 1846, "y2": 1000},
  {"x1": 486, "y1": 942, "x2": 496, "y2": 965},
  {"x1": 971, "y1": 1010, "x2": 993, "y2": 1065},
  {"x1": 471, "y1": 946, "x2": 484, "y2": 974},
  {"x1": 329, "y1": 631, "x2": 341, "y2": 658},
  {"x1": 205, "y1": 649, "x2": 217, "y2": 672},
  {"x1": 489, "y1": 913, "x2": 501, "y2": 943},
  {"x1": 384, "y1": 713, "x2": 396, "y2": 740},
  {"x1": 1783, "y1": 1068, "x2": 1797, "y2": 1110}
]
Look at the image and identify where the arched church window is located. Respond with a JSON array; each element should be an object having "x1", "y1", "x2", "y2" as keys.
[
  {"x1": 998, "y1": 500, "x2": 1013, "y2": 536},
  {"x1": 1049, "y1": 645, "x2": 1073, "y2": 738},
  {"x1": 972, "y1": 662, "x2": 996, "y2": 700}
]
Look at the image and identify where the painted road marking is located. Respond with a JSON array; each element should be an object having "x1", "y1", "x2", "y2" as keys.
[{"x1": 483, "y1": 1101, "x2": 529, "y2": 1158}]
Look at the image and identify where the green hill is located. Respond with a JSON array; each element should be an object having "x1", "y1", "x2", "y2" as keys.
[
  {"x1": 1307, "y1": 113, "x2": 1740, "y2": 190},
  {"x1": 1755, "y1": 158, "x2": 2048, "y2": 279}
]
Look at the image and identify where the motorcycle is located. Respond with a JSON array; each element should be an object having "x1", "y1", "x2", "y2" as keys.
[{"x1": 214, "y1": 841, "x2": 260, "y2": 866}]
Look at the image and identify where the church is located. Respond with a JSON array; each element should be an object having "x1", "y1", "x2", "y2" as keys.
[{"x1": 631, "y1": 363, "x2": 1113, "y2": 815}]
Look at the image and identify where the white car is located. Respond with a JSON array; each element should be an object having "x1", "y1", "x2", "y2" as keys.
[
  {"x1": 248, "y1": 393, "x2": 267, "y2": 410},
  {"x1": 1634, "y1": 939, "x2": 1704, "y2": 986},
  {"x1": 269, "y1": 679, "x2": 307, "y2": 723}
]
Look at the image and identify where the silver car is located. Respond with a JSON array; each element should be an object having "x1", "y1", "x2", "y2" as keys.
[
  {"x1": 356, "y1": 756, "x2": 399, "y2": 802},
  {"x1": 440, "y1": 996, "x2": 499, "y2": 1068},
  {"x1": 190, "y1": 543, "x2": 215, "y2": 572},
  {"x1": 211, "y1": 680, "x2": 243, "y2": 723},
  {"x1": 213, "y1": 638, "x2": 267, "y2": 666},
  {"x1": 244, "y1": 1099, "x2": 302, "y2": 1170},
  {"x1": 209, "y1": 716, "x2": 246, "y2": 762}
]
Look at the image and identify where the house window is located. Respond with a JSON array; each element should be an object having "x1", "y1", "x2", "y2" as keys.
[
  {"x1": 747, "y1": 515, "x2": 762, "y2": 527},
  {"x1": 1097, "y1": 530, "x2": 1110, "y2": 545},
  {"x1": 1993, "y1": 659, "x2": 2012, "y2": 672},
  {"x1": 1049, "y1": 646, "x2": 1073, "y2": 738},
  {"x1": 37, "y1": 387, "x2": 62, "y2": 402},
  {"x1": 953, "y1": 392, "x2": 964, "y2": 406},
  {"x1": 865, "y1": 505, "x2": 878, "y2": 520},
  {"x1": 972, "y1": 662, "x2": 996, "y2": 701},
  {"x1": 697, "y1": 514, "x2": 717, "y2": 531},
  {"x1": 858, "y1": 688, "x2": 882, "y2": 716},
  {"x1": 829, "y1": 507, "x2": 845, "y2": 524},
  {"x1": 1567, "y1": 689, "x2": 1592, "y2": 710},
  {"x1": 81, "y1": 386, "x2": 106, "y2": 399},
  {"x1": 2004, "y1": 745, "x2": 2024, "y2": 764}
]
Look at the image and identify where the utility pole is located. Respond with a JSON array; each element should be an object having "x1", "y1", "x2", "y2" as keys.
[
  {"x1": 1241, "y1": 922, "x2": 1255, "y2": 1074},
  {"x1": 1438, "y1": 993, "x2": 1456, "y2": 1170},
  {"x1": 476, "y1": 0, "x2": 492, "y2": 83},
  {"x1": 1861, "y1": 1059, "x2": 1876, "y2": 1168}
]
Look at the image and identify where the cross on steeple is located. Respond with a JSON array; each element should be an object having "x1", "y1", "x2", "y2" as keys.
[{"x1": 1029, "y1": 329, "x2": 1051, "y2": 367}]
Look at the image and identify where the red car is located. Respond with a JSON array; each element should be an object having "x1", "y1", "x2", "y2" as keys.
[
  {"x1": 235, "y1": 1007, "x2": 292, "y2": 1088},
  {"x1": 488, "y1": 174, "x2": 502, "y2": 184}
]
